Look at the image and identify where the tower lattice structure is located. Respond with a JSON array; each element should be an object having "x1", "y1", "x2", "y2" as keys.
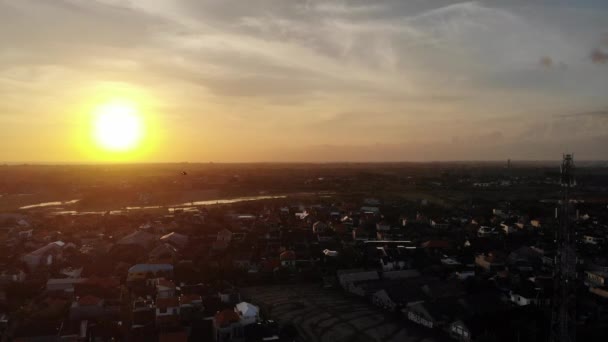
[{"x1": 550, "y1": 154, "x2": 577, "y2": 342}]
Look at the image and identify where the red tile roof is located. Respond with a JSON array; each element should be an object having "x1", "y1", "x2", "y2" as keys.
[
  {"x1": 78, "y1": 295, "x2": 102, "y2": 306},
  {"x1": 156, "y1": 279, "x2": 176, "y2": 289},
  {"x1": 156, "y1": 297, "x2": 179, "y2": 309},
  {"x1": 280, "y1": 250, "x2": 296, "y2": 261},
  {"x1": 215, "y1": 309, "x2": 240, "y2": 327},
  {"x1": 180, "y1": 294, "x2": 202, "y2": 305}
]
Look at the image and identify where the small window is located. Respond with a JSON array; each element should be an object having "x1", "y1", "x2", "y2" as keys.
[{"x1": 159, "y1": 307, "x2": 167, "y2": 314}]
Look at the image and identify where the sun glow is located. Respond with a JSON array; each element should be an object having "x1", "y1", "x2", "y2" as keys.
[{"x1": 92, "y1": 100, "x2": 144, "y2": 152}]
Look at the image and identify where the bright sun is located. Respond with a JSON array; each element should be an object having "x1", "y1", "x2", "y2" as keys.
[{"x1": 92, "y1": 101, "x2": 144, "y2": 152}]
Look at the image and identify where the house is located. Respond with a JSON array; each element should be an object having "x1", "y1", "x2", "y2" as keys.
[
  {"x1": 46, "y1": 278, "x2": 85, "y2": 293},
  {"x1": 378, "y1": 251, "x2": 410, "y2": 271},
  {"x1": 116, "y1": 231, "x2": 156, "y2": 249},
  {"x1": 364, "y1": 198, "x2": 381, "y2": 206},
  {"x1": 0, "y1": 268, "x2": 26, "y2": 284},
  {"x1": 160, "y1": 232, "x2": 189, "y2": 249},
  {"x1": 17, "y1": 229, "x2": 33, "y2": 240},
  {"x1": 180, "y1": 294, "x2": 203, "y2": 319},
  {"x1": 279, "y1": 250, "x2": 296, "y2": 268},
  {"x1": 341, "y1": 215, "x2": 357, "y2": 227},
  {"x1": 454, "y1": 270, "x2": 475, "y2": 280},
  {"x1": 430, "y1": 219, "x2": 450, "y2": 230},
  {"x1": 405, "y1": 299, "x2": 460, "y2": 329},
  {"x1": 585, "y1": 270, "x2": 608, "y2": 287},
  {"x1": 337, "y1": 269, "x2": 379, "y2": 294},
  {"x1": 583, "y1": 235, "x2": 604, "y2": 245},
  {"x1": 17, "y1": 219, "x2": 31, "y2": 228},
  {"x1": 312, "y1": 221, "x2": 329, "y2": 234},
  {"x1": 214, "y1": 309, "x2": 244, "y2": 342},
  {"x1": 449, "y1": 320, "x2": 473, "y2": 341},
  {"x1": 127, "y1": 264, "x2": 173, "y2": 282},
  {"x1": 217, "y1": 228, "x2": 233, "y2": 242},
  {"x1": 421, "y1": 240, "x2": 451, "y2": 252},
  {"x1": 372, "y1": 281, "x2": 426, "y2": 312},
  {"x1": 501, "y1": 223, "x2": 517, "y2": 235},
  {"x1": 492, "y1": 209, "x2": 507, "y2": 218},
  {"x1": 447, "y1": 304, "x2": 513, "y2": 342},
  {"x1": 235, "y1": 302, "x2": 260, "y2": 326},
  {"x1": 69, "y1": 295, "x2": 104, "y2": 320},
  {"x1": 0, "y1": 313, "x2": 8, "y2": 335},
  {"x1": 149, "y1": 243, "x2": 179, "y2": 263},
  {"x1": 75, "y1": 276, "x2": 121, "y2": 300},
  {"x1": 61, "y1": 267, "x2": 83, "y2": 279},
  {"x1": 323, "y1": 249, "x2": 339, "y2": 257},
  {"x1": 218, "y1": 288, "x2": 241, "y2": 304},
  {"x1": 475, "y1": 252, "x2": 506, "y2": 272},
  {"x1": 156, "y1": 297, "x2": 180, "y2": 327},
  {"x1": 507, "y1": 246, "x2": 543, "y2": 269},
  {"x1": 21, "y1": 241, "x2": 64, "y2": 269},
  {"x1": 407, "y1": 294, "x2": 477, "y2": 330},
  {"x1": 352, "y1": 227, "x2": 372, "y2": 242},
  {"x1": 376, "y1": 221, "x2": 391, "y2": 232},
  {"x1": 361, "y1": 206, "x2": 380, "y2": 214},
  {"x1": 132, "y1": 297, "x2": 155, "y2": 313},
  {"x1": 477, "y1": 226, "x2": 499, "y2": 238},
  {"x1": 155, "y1": 278, "x2": 177, "y2": 298},
  {"x1": 509, "y1": 287, "x2": 539, "y2": 306}
]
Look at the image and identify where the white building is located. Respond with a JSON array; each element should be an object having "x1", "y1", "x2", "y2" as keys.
[
  {"x1": 235, "y1": 302, "x2": 260, "y2": 326},
  {"x1": 22, "y1": 241, "x2": 65, "y2": 270},
  {"x1": 337, "y1": 269, "x2": 379, "y2": 294}
]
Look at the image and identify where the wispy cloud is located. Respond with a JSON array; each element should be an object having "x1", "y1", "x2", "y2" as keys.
[
  {"x1": 591, "y1": 48, "x2": 608, "y2": 64},
  {"x1": 558, "y1": 109, "x2": 608, "y2": 118},
  {"x1": 539, "y1": 56, "x2": 553, "y2": 68},
  {"x1": 1, "y1": 0, "x2": 608, "y2": 161}
]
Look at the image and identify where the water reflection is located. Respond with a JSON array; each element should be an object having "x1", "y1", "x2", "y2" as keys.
[{"x1": 19, "y1": 199, "x2": 80, "y2": 210}]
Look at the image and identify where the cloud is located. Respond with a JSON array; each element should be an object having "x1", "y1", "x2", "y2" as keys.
[
  {"x1": 1, "y1": 0, "x2": 608, "y2": 161},
  {"x1": 591, "y1": 48, "x2": 608, "y2": 64},
  {"x1": 539, "y1": 56, "x2": 553, "y2": 68},
  {"x1": 558, "y1": 109, "x2": 608, "y2": 118}
]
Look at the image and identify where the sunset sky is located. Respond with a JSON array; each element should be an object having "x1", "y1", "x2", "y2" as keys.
[{"x1": 1, "y1": 0, "x2": 608, "y2": 162}]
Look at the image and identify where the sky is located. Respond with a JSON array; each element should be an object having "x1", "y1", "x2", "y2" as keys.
[{"x1": 1, "y1": 0, "x2": 608, "y2": 162}]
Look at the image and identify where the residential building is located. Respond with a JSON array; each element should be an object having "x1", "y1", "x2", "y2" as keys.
[
  {"x1": 235, "y1": 302, "x2": 260, "y2": 326},
  {"x1": 127, "y1": 264, "x2": 173, "y2": 282},
  {"x1": 214, "y1": 309, "x2": 244, "y2": 342},
  {"x1": 156, "y1": 297, "x2": 180, "y2": 327}
]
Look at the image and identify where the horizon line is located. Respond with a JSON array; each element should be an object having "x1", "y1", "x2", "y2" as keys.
[{"x1": 1, "y1": 159, "x2": 606, "y2": 166}]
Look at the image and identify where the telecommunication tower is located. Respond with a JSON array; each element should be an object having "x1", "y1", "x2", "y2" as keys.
[{"x1": 550, "y1": 154, "x2": 577, "y2": 342}]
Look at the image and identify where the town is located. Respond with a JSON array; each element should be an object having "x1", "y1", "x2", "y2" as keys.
[{"x1": 0, "y1": 161, "x2": 607, "y2": 341}]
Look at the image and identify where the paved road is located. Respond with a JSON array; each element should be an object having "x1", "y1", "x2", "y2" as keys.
[{"x1": 242, "y1": 284, "x2": 442, "y2": 342}]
